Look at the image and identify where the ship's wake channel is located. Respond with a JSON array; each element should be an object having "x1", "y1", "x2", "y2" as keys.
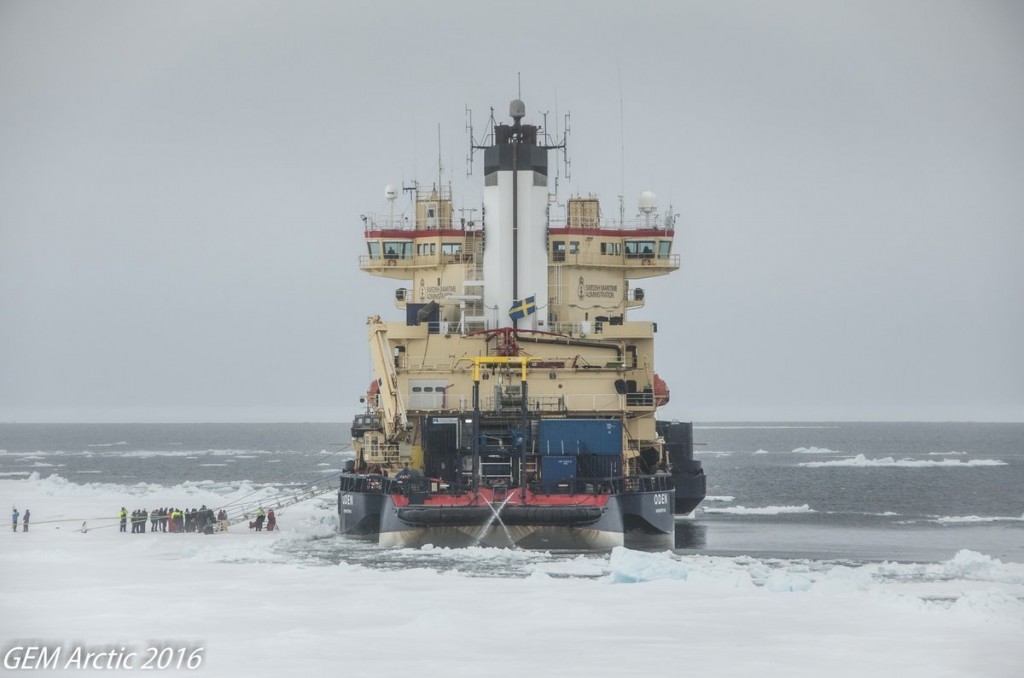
[{"x1": 476, "y1": 491, "x2": 518, "y2": 548}]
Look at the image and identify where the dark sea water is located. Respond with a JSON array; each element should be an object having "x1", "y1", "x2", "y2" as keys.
[
  {"x1": 2, "y1": 422, "x2": 1022, "y2": 564},
  {"x1": 686, "y1": 423, "x2": 1024, "y2": 563}
]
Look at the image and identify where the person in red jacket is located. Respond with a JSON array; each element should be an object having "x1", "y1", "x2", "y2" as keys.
[{"x1": 266, "y1": 509, "x2": 276, "y2": 532}]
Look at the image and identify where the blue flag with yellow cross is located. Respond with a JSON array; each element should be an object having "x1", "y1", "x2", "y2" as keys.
[{"x1": 508, "y1": 296, "x2": 537, "y2": 321}]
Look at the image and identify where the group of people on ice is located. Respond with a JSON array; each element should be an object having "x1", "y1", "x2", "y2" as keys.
[
  {"x1": 118, "y1": 505, "x2": 229, "y2": 534},
  {"x1": 250, "y1": 507, "x2": 277, "y2": 532},
  {"x1": 11, "y1": 507, "x2": 29, "y2": 532}
]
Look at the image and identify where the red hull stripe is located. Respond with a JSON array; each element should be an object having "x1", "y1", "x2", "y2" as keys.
[{"x1": 390, "y1": 489, "x2": 611, "y2": 508}]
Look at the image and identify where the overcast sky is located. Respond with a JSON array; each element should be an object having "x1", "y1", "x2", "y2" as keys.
[{"x1": 1, "y1": 0, "x2": 1021, "y2": 423}]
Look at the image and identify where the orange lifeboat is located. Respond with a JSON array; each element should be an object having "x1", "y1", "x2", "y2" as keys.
[
  {"x1": 653, "y1": 373, "x2": 670, "y2": 407},
  {"x1": 365, "y1": 379, "x2": 380, "y2": 406}
]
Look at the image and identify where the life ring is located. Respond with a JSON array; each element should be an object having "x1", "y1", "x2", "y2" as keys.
[
  {"x1": 641, "y1": 258, "x2": 652, "y2": 266},
  {"x1": 387, "y1": 259, "x2": 396, "y2": 267}
]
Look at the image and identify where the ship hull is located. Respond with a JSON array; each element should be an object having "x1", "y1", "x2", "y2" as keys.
[
  {"x1": 338, "y1": 477, "x2": 674, "y2": 550},
  {"x1": 338, "y1": 481, "x2": 387, "y2": 536}
]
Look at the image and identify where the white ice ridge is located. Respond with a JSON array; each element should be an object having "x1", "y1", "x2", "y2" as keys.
[
  {"x1": 799, "y1": 454, "x2": 1006, "y2": 468},
  {"x1": 935, "y1": 514, "x2": 1024, "y2": 524},
  {"x1": 704, "y1": 495, "x2": 735, "y2": 502},
  {"x1": 791, "y1": 446, "x2": 844, "y2": 454},
  {"x1": 116, "y1": 448, "x2": 282, "y2": 458},
  {"x1": 607, "y1": 547, "x2": 1024, "y2": 590},
  {"x1": 13, "y1": 472, "x2": 287, "y2": 513},
  {"x1": 701, "y1": 504, "x2": 814, "y2": 515}
]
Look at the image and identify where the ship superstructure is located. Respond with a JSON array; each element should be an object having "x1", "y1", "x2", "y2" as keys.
[{"x1": 340, "y1": 100, "x2": 705, "y2": 549}]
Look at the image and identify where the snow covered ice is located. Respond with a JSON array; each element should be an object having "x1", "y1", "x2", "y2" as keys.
[{"x1": 2, "y1": 473, "x2": 1022, "y2": 677}]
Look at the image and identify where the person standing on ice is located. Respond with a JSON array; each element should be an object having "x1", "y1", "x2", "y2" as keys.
[
  {"x1": 266, "y1": 509, "x2": 276, "y2": 532},
  {"x1": 254, "y1": 507, "x2": 265, "y2": 531},
  {"x1": 22, "y1": 509, "x2": 29, "y2": 532},
  {"x1": 119, "y1": 507, "x2": 127, "y2": 532},
  {"x1": 11, "y1": 507, "x2": 18, "y2": 533}
]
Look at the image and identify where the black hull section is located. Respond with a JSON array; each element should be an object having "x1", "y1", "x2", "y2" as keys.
[
  {"x1": 338, "y1": 487, "x2": 385, "y2": 536},
  {"x1": 673, "y1": 471, "x2": 707, "y2": 515},
  {"x1": 618, "y1": 488, "x2": 675, "y2": 549},
  {"x1": 619, "y1": 489, "x2": 674, "y2": 534},
  {"x1": 658, "y1": 420, "x2": 707, "y2": 515}
]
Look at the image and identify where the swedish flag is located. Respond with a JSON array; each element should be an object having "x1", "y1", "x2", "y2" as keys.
[{"x1": 508, "y1": 295, "x2": 537, "y2": 321}]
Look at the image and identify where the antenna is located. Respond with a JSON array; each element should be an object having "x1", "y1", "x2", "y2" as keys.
[
  {"x1": 563, "y1": 111, "x2": 572, "y2": 181},
  {"x1": 458, "y1": 206, "x2": 477, "y2": 228},
  {"x1": 554, "y1": 91, "x2": 560, "y2": 203},
  {"x1": 542, "y1": 110, "x2": 557, "y2": 204},
  {"x1": 467, "y1": 105, "x2": 498, "y2": 175},
  {"x1": 437, "y1": 123, "x2": 443, "y2": 191},
  {"x1": 465, "y1": 105, "x2": 474, "y2": 177},
  {"x1": 617, "y1": 61, "x2": 625, "y2": 225},
  {"x1": 412, "y1": 115, "x2": 418, "y2": 186}
]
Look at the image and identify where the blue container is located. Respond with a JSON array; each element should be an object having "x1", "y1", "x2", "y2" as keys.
[
  {"x1": 577, "y1": 455, "x2": 622, "y2": 479},
  {"x1": 541, "y1": 456, "x2": 577, "y2": 483},
  {"x1": 537, "y1": 419, "x2": 623, "y2": 456}
]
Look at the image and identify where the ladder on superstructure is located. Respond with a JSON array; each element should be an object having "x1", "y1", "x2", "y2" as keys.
[{"x1": 460, "y1": 228, "x2": 487, "y2": 332}]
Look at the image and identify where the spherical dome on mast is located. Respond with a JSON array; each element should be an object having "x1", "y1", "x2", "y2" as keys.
[
  {"x1": 509, "y1": 99, "x2": 526, "y2": 122},
  {"x1": 639, "y1": 190, "x2": 657, "y2": 214}
]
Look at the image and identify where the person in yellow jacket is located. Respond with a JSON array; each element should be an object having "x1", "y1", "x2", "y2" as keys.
[{"x1": 119, "y1": 507, "x2": 128, "y2": 533}]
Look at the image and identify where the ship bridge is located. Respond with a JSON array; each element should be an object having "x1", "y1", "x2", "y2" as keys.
[{"x1": 357, "y1": 191, "x2": 680, "y2": 335}]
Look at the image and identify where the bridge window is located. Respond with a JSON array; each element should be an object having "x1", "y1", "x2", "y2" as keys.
[
  {"x1": 367, "y1": 242, "x2": 381, "y2": 259},
  {"x1": 625, "y1": 240, "x2": 655, "y2": 259},
  {"x1": 658, "y1": 241, "x2": 672, "y2": 258},
  {"x1": 383, "y1": 241, "x2": 412, "y2": 259},
  {"x1": 552, "y1": 241, "x2": 566, "y2": 262},
  {"x1": 441, "y1": 242, "x2": 463, "y2": 263}
]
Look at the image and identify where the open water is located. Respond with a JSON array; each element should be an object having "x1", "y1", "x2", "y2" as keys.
[{"x1": 2, "y1": 422, "x2": 1022, "y2": 568}]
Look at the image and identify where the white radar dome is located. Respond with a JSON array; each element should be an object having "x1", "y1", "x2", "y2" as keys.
[
  {"x1": 385, "y1": 184, "x2": 397, "y2": 200},
  {"x1": 638, "y1": 190, "x2": 657, "y2": 213}
]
